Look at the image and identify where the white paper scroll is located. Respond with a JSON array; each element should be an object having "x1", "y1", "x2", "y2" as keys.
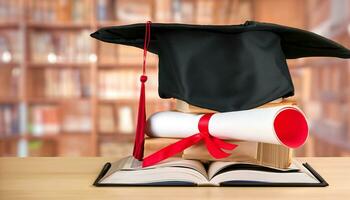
[{"x1": 146, "y1": 106, "x2": 309, "y2": 148}]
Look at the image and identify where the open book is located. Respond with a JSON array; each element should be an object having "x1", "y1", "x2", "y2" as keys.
[{"x1": 94, "y1": 157, "x2": 328, "y2": 187}]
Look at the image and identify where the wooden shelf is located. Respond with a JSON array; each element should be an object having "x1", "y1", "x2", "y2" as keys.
[
  {"x1": 0, "y1": 135, "x2": 22, "y2": 141},
  {"x1": 98, "y1": 131, "x2": 118, "y2": 135},
  {"x1": 98, "y1": 133, "x2": 134, "y2": 142},
  {"x1": 27, "y1": 98, "x2": 91, "y2": 104},
  {"x1": 61, "y1": 132, "x2": 91, "y2": 136},
  {"x1": 0, "y1": 21, "x2": 20, "y2": 28},
  {"x1": 97, "y1": 21, "x2": 122, "y2": 28},
  {"x1": 98, "y1": 99, "x2": 138, "y2": 104},
  {"x1": 27, "y1": 22, "x2": 92, "y2": 30},
  {"x1": 0, "y1": 62, "x2": 21, "y2": 67},
  {"x1": 0, "y1": 98, "x2": 19, "y2": 104},
  {"x1": 28, "y1": 63, "x2": 92, "y2": 68},
  {"x1": 25, "y1": 134, "x2": 59, "y2": 141},
  {"x1": 23, "y1": 133, "x2": 58, "y2": 141}
]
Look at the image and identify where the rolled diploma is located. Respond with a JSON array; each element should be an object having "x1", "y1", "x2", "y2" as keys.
[{"x1": 147, "y1": 106, "x2": 309, "y2": 148}]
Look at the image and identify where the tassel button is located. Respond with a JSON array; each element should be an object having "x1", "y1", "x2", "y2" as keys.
[{"x1": 140, "y1": 75, "x2": 148, "y2": 82}]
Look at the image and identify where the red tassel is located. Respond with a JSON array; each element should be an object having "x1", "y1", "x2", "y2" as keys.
[{"x1": 133, "y1": 21, "x2": 151, "y2": 160}]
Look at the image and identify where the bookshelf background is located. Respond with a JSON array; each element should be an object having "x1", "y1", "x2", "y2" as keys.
[{"x1": 0, "y1": 0, "x2": 350, "y2": 157}]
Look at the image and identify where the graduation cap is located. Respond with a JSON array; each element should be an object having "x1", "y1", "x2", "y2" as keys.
[
  {"x1": 91, "y1": 21, "x2": 350, "y2": 161},
  {"x1": 91, "y1": 21, "x2": 350, "y2": 112}
]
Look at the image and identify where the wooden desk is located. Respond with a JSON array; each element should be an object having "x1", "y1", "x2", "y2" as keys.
[{"x1": 0, "y1": 157, "x2": 349, "y2": 200}]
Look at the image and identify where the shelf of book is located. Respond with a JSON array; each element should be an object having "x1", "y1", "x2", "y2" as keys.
[
  {"x1": 98, "y1": 63, "x2": 158, "y2": 69},
  {"x1": 27, "y1": 22, "x2": 92, "y2": 30},
  {"x1": 0, "y1": 98, "x2": 19, "y2": 104},
  {"x1": 28, "y1": 63, "x2": 93, "y2": 68},
  {"x1": 0, "y1": 22, "x2": 21, "y2": 29},
  {"x1": 1, "y1": 0, "x2": 349, "y2": 157}
]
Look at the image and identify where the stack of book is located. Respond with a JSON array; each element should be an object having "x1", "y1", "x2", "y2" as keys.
[
  {"x1": 144, "y1": 98, "x2": 297, "y2": 169},
  {"x1": 94, "y1": 98, "x2": 326, "y2": 187}
]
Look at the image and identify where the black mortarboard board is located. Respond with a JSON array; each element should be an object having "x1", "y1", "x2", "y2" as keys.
[{"x1": 91, "y1": 21, "x2": 350, "y2": 112}]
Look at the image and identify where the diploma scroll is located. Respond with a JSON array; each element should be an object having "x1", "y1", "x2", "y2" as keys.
[{"x1": 147, "y1": 106, "x2": 309, "y2": 148}]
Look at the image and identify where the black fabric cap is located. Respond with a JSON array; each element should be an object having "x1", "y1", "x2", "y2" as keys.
[{"x1": 91, "y1": 21, "x2": 350, "y2": 112}]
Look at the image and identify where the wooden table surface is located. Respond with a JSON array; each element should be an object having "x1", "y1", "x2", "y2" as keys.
[{"x1": 0, "y1": 157, "x2": 349, "y2": 200}]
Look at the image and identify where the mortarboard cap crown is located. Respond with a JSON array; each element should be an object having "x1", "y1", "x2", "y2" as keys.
[{"x1": 91, "y1": 21, "x2": 350, "y2": 112}]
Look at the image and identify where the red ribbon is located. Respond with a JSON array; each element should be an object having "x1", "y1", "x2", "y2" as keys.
[
  {"x1": 133, "y1": 21, "x2": 151, "y2": 160},
  {"x1": 142, "y1": 113, "x2": 238, "y2": 167}
]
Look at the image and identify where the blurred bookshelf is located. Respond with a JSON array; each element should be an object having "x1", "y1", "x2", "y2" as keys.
[{"x1": 0, "y1": 0, "x2": 350, "y2": 157}]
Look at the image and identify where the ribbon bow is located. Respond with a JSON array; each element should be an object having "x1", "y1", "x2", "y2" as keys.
[{"x1": 142, "y1": 113, "x2": 238, "y2": 167}]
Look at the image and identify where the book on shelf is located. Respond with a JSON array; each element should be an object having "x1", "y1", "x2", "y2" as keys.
[
  {"x1": 98, "y1": 69, "x2": 158, "y2": 100},
  {"x1": 115, "y1": 0, "x2": 152, "y2": 22},
  {"x1": 29, "y1": 68, "x2": 90, "y2": 98},
  {"x1": 155, "y1": 0, "x2": 172, "y2": 22},
  {"x1": 0, "y1": 0, "x2": 22, "y2": 22},
  {"x1": 96, "y1": 0, "x2": 117, "y2": 22},
  {"x1": 196, "y1": 0, "x2": 215, "y2": 24},
  {"x1": 98, "y1": 42, "x2": 119, "y2": 65},
  {"x1": 117, "y1": 46, "x2": 158, "y2": 65},
  {"x1": 99, "y1": 142, "x2": 133, "y2": 156},
  {"x1": 28, "y1": 105, "x2": 60, "y2": 135},
  {"x1": 0, "y1": 30, "x2": 22, "y2": 63},
  {"x1": 94, "y1": 156, "x2": 327, "y2": 186},
  {"x1": 300, "y1": 62, "x2": 349, "y2": 141},
  {"x1": 61, "y1": 101, "x2": 91, "y2": 133},
  {"x1": 98, "y1": 102, "x2": 172, "y2": 135},
  {"x1": 98, "y1": 104, "x2": 135, "y2": 134},
  {"x1": 58, "y1": 134, "x2": 91, "y2": 156},
  {"x1": 155, "y1": 0, "x2": 197, "y2": 23},
  {"x1": 117, "y1": 106, "x2": 134, "y2": 134},
  {"x1": 98, "y1": 104, "x2": 116, "y2": 133},
  {"x1": 29, "y1": 0, "x2": 90, "y2": 23},
  {"x1": 28, "y1": 102, "x2": 91, "y2": 135},
  {"x1": 0, "y1": 105, "x2": 19, "y2": 136},
  {"x1": 188, "y1": 0, "x2": 252, "y2": 24},
  {"x1": 30, "y1": 30, "x2": 93, "y2": 64},
  {"x1": 172, "y1": 0, "x2": 195, "y2": 23},
  {"x1": 0, "y1": 67, "x2": 20, "y2": 99},
  {"x1": 226, "y1": 0, "x2": 252, "y2": 24}
]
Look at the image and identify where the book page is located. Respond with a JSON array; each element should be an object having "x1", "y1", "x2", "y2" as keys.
[
  {"x1": 208, "y1": 160, "x2": 319, "y2": 185},
  {"x1": 150, "y1": 158, "x2": 208, "y2": 179},
  {"x1": 100, "y1": 157, "x2": 209, "y2": 184},
  {"x1": 101, "y1": 156, "x2": 208, "y2": 182},
  {"x1": 208, "y1": 161, "x2": 300, "y2": 180}
]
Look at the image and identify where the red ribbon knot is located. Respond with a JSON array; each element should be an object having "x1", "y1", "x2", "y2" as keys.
[{"x1": 142, "y1": 113, "x2": 238, "y2": 167}]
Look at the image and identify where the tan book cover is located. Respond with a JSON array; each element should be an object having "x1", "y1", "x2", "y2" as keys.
[
  {"x1": 175, "y1": 98, "x2": 297, "y2": 113},
  {"x1": 144, "y1": 138, "x2": 292, "y2": 169}
]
